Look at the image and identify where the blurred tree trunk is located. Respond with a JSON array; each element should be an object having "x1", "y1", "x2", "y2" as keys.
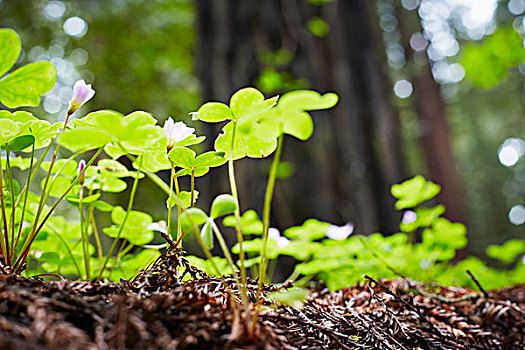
[
  {"x1": 196, "y1": 0, "x2": 405, "y2": 234},
  {"x1": 396, "y1": 4, "x2": 467, "y2": 231}
]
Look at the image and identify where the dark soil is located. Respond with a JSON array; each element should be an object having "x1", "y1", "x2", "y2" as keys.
[{"x1": 0, "y1": 250, "x2": 523, "y2": 349}]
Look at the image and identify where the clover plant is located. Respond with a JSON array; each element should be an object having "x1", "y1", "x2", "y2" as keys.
[{"x1": 1, "y1": 28, "x2": 522, "y2": 305}]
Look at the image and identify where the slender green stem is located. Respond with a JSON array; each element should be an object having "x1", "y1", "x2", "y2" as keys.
[
  {"x1": 174, "y1": 175, "x2": 182, "y2": 241},
  {"x1": 14, "y1": 139, "x2": 54, "y2": 209},
  {"x1": 167, "y1": 165, "x2": 174, "y2": 241},
  {"x1": 23, "y1": 113, "x2": 73, "y2": 270},
  {"x1": 51, "y1": 231, "x2": 82, "y2": 278},
  {"x1": 116, "y1": 242, "x2": 134, "y2": 258},
  {"x1": 17, "y1": 206, "x2": 82, "y2": 278},
  {"x1": 14, "y1": 143, "x2": 35, "y2": 255},
  {"x1": 87, "y1": 196, "x2": 103, "y2": 267},
  {"x1": 120, "y1": 149, "x2": 237, "y2": 296},
  {"x1": 78, "y1": 184, "x2": 90, "y2": 280},
  {"x1": 0, "y1": 157, "x2": 10, "y2": 265},
  {"x1": 5, "y1": 145, "x2": 16, "y2": 258},
  {"x1": 252, "y1": 133, "x2": 284, "y2": 329},
  {"x1": 266, "y1": 258, "x2": 278, "y2": 284},
  {"x1": 117, "y1": 146, "x2": 237, "y2": 294},
  {"x1": 227, "y1": 121, "x2": 248, "y2": 298},
  {"x1": 14, "y1": 147, "x2": 103, "y2": 272},
  {"x1": 97, "y1": 157, "x2": 143, "y2": 281},
  {"x1": 284, "y1": 269, "x2": 301, "y2": 283},
  {"x1": 210, "y1": 220, "x2": 245, "y2": 291},
  {"x1": 190, "y1": 168, "x2": 195, "y2": 208},
  {"x1": 210, "y1": 220, "x2": 251, "y2": 313},
  {"x1": 41, "y1": 150, "x2": 83, "y2": 206}
]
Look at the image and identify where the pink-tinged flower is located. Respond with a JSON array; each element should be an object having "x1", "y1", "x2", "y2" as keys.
[
  {"x1": 163, "y1": 117, "x2": 195, "y2": 150},
  {"x1": 78, "y1": 159, "x2": 86, "y2": 185},
  {"x1": 68, "y1": 79, "x2": 95, "y2": 114},
  {"x1": 268, "y1": 227, "x2": 289, "y2": 248},
  {"x1": 326, "y1": 223, "x2": 354, "y2": 240}
]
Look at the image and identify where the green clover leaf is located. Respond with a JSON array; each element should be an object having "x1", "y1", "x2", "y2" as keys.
[
  {"x1": 391, "y1": 175, "x2": 441, "y2": 209},
  {"x1": 210, "y1": 194, "x2": 238, "y2": 219},
  {"x1": 103, "y1": 206, "x2": 154, "y2": 246},
  {"x1": 60, "y1": 110, "x2": 164, "y2": 153},
  {"x1": 0, "y1": 29, "x2": 56, "y2": 108},
  {"x1": 223, "y1": 210, "x2": 263, "y2": 235},
  {"x1": 0, "y1": 110, "x2": 61, "y2": 150}
]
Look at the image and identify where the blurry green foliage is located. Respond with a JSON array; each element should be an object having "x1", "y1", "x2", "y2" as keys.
[
  {"x1": 461, "y1": 27, "x2": 525, "y2": 88},
  {"x1": 255, "y1": 49, "x2": 309, "y2": 94},
  {"x1": 1, "y1": 0, "x2": 197, "y2": 118},
  {"x1": 221, "y1": 176, "x2": 524, "y2": 291},
  {"x1": 307, "y1": 17, "x2": 330, "y2": 37}
]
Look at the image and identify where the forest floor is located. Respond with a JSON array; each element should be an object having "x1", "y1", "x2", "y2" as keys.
[{"x1": 0, "y1": 251, "x2": 523, "y2": 349}]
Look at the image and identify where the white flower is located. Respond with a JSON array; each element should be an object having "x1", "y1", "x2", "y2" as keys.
[
  {"x1": 163, "y1": 117, "x2": 195, "y2": 150},
  {"x1": 326, "y1": 223, "x2": 354, "y2": 240},
  {"x1": 147, "y1": 220, "x2": 167, "y2": 234},
  {"x1": 402, "y1": 210, "x2": 417, "y2": 224},
  {"x1": 268, "y1": 227, "x2": 289, "y2": 248},
  {"x1": 68, "y1": 79, "x2": 95, "y2": 114}
]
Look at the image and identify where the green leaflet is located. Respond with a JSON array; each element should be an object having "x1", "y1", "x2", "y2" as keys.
[{"x1": 0, "y1": 29, "x2": 56, "y2": 108}]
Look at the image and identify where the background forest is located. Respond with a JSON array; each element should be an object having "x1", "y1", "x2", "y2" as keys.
[{"x1": 1, "y1": 0, "x2": 524, "y2": 275}]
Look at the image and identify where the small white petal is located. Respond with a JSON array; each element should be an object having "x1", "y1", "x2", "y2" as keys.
[
  {"x1": 277, "y1": 236, "x2": 289, "y2": 248},
  {"x1": 402, "y1": 210, "x2": 417, "y2": 224},
  {"x1": 147, "y1": 220, "x2": 167, "y2": 234},
  {"x1": 164, "y1": 119, "x2": 195, "y2": 148},
  {"x1": 326, "y1": 223, "x2": 354, "y2": 240},
  {"x1": 268, "y1": 227, "x2": 280, "y2": 241}
]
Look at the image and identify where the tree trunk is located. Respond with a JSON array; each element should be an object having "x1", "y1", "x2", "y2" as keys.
[
  {"x1": 196, "y1": 0, "x2": 405, "y2": 234},
  {"x1": 396, "y1": 3, "x2": 467, "y2": 228}
]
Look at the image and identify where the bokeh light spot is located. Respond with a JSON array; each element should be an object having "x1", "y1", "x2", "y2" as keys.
[
  {"x1": 43, "y1": 1, "x2": 65, "y2": 21},
  {"x1": 410, "y1": 32, "x2": 428, "y2": 51},
  {"x1": 394, "y1": 79, "x2": 413, "y2": 98},
  {"x1": 509, "y1": 0, "x2": 525, "y2": 15},
  {"x1": 509, "y1": 204, "x2": 525, "y2": 225},
  {"x1": 44, "y1": 95, "x2": 62, "y2": 114},
  {"x1": 498, "y1": 138, "x2": 524, "y2": 167},
  {"x1": 63, "y1": 16, "x2": 88, "y2": 37},
  {"x1": 402, "y1": 0, "x2": 420, "y2": 11}
]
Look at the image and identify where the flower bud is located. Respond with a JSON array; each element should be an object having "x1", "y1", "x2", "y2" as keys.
[{"x1": 78, "y1": 159, "x2": 86, "y2": 186}]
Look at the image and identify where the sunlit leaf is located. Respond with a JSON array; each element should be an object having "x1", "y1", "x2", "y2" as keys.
[
  {"x1": 196, "y1": 102, "x2": 232, "y2": 122},
  {"x1": 179, "y1": 207, "x2": 208, "y2": 230},
  {"x1": 0, "y1": 28, "x2": 21, "y2": 77},
  {"x1": 0, "y1": 119, "x2": 20, "y2": 143},
  {"x1": 215, "y1": 122, "x2": 277, "y2": 160},
  {"x1": 486, "y1": 239, "x2": 525, "y2": 264},
  {"x1": 201, "y1": 220, "x2": 213, "y2": 249},
  {"x1": 223, "y1": 210, "x2": 263, "y2": 235},
  {"x1": 2, "y1": 134, "x2": 34, "y2": 151},
  {"x1": 283, "y1": 218, "x2": 331, "y2": 241},
  {"x1": 391, "y1": 175, "x2": 440, "y2": 209},
  {"x1": 194, "y1": 151, "x2": 227, "y2": 167},
  {"x1": 210, "y1": 194, "x2": 238, "y2": 219},
  {"x1": 168, "y1": 146, "x2": 196, "y2": 168},
  {"x1": 103, "y1": 206, "x2": 154, "y2": 245},
  {"x1": 0, "y1": 61, "x2": 57, "y2": 108}
]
